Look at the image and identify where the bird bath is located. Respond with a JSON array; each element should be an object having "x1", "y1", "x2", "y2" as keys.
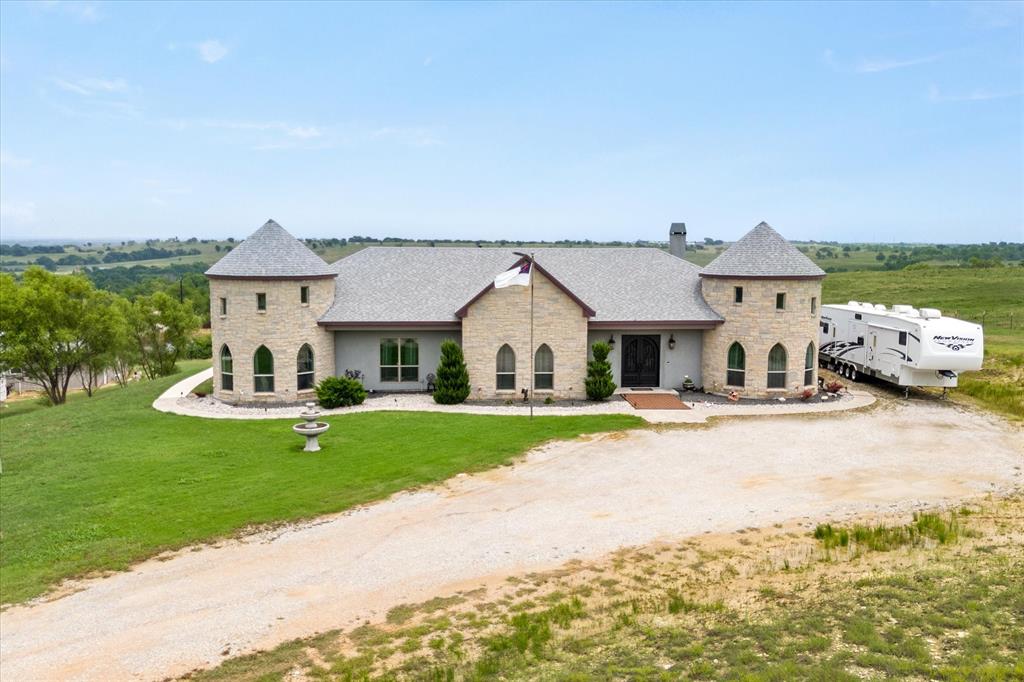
[{"x1": 293, "y1": 402, "x2": 330, "y2": 452}]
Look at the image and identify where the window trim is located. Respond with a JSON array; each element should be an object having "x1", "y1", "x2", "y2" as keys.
[
  {"x1": 219, "y1": 297, "x2": 227, "y2": 316},
  {"x1": 804, "y1": 343, "x2": 815, "y2": 386},
  {"x1": 496, "y1": 344, "x2": 516, "y2": 391},
  {"x1": 379, "y1": 337, "x2": 420, "y2": 383},
  {"x1": 297, "y1": 344, "x2": 315, "y2": 391},
  {"x1": 534, "y1": 344, "x2": 554, "y2": 391},
  {"x1": 726, "y1": 341, "x2": 745, "y2": 388},
  {"x1": 300, "y1": 286, "x2": 309, "y2": 306},
  {"x1": 775, "y1": 292, "x2": 786, "y2": 310},
  {"x1": 810, "y1": 296, "x2": 817, "y2": 314},
  {"x1": 734, "y1": 286, "x2": 743, "y2": 304},
  {"x1": 220, "y1": 345, "x2": 233, "y2": 391},
  {"x1": 256, "y1": 292, "x2": 267, "y2": 312}
]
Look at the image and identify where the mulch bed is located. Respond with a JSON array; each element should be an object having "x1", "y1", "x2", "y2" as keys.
[{"x1": 623, "y1": 393, "x2": 690, "y2": 410}]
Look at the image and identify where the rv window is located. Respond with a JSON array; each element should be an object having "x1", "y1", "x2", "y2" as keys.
[
  {"x1": 898, "y1": 331, "x2": 907, "y2": 346},
  {"x1": 822, "y1": 322, "x2": 829, "y2": 334},
  {"x1": 857, "y1": 336, "x2": 864, "y2": 345},
  {"x1": 854, "y1": 313, "x2": 862, "y2": 320}
]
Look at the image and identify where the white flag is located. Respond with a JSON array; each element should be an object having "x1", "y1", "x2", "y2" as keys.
[{"x1": 494, "y1": 261, "x2": 532, "y2": 288}]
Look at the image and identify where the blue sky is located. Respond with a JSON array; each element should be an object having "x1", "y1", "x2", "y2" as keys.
[{"x1": 1, "y1": 1, "x2": 1022, "y2": 243}]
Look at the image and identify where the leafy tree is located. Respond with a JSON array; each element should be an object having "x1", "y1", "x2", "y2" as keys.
[
  {"x1": 433, "y1": 339, "x2": 470, "y2": 404},
  {"x1": 585, "y1": 342, "x2": 616, "y2": 401},
  {"x1": 0, "y1": 268, "x2": 98, "y2": 404},
  {"x1": 75, "y1": 290, "x2": 125, "y2": 396},
  {"x1": 107, "y1": 297, "x2": 140, "y2": 387},
  {"x1": 127, "y1": 292, "x2": 200, "y2": 379}
]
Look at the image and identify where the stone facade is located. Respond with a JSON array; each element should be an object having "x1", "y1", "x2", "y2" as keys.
[
  {"x1": 700, "y1": 276, "x2": 822, "y2": 397},
  {"x1": 210, "y1": 277, "x2": 336, "y2": 404},
  {"x1": 461, "y1": 272, "x2": 590, "y2": 400}
]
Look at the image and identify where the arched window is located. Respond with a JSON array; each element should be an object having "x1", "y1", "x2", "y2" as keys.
[
  {"x1": 804, "y1": 342, "x2": 815, "y2": 386},
  {"x1": 496, "y1": 344, "x2": 516, "y2": 390},
  {"x1": 534, "y1": 344, "x2": 554, "y2": 390},
  {"x1": 254, "y1": 345, "x2": 275, "y2": 393},
  {"x1": 220, "y1": 345, "x2": 233, "y2": 391},
  {"x1": 767, "y1": 343, "x2": 787, "y2": 389},
  {"x1": 726, "y1": 342, "x2": 745, "y2": 387},
  {"x1": 297, "y1": 344, "x2": 315, "y2": 390}
]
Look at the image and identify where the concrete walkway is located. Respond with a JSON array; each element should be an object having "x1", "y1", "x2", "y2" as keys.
[
  {"x1": 3, "y1": 399, "x2": 1020, "y2": 681},
  {"x1": 153, "y1": 367, "x2": 875, "y2": 423}
]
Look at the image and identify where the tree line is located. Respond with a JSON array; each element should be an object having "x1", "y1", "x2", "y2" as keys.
[{"x1": 0, "y1": 267, "x2": 201, "y2": 405}]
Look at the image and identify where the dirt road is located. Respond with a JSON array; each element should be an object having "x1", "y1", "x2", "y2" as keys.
[{"x1": 2, "y1": 401, "x2": 1021, "y2": 681}]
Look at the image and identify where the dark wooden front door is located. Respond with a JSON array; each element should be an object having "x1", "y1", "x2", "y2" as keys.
[{"x1": 621, "y1": 335, "x2": 660, "y2": 387}]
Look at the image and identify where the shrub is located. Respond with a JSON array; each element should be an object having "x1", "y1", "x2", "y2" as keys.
[
  {"x1": 433, "y1": 340, "x2": 470, "y2": 404},
  {"x1": 315, "y1": 376, "x2": 367, "y2": 408},
  {"x1": 184, "y1": 333, "x2": 212, "y2": 359},
  {"x1": 825, "y1": 380, "x2": 844, "y2": 394},
  {"x1": 585, "y1": 342, "x2": 617, "y2": 401}
]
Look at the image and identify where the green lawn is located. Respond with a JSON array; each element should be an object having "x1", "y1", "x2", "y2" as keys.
[{"x1": 0, "y1": 363, "x2": 642, "y2": 604}]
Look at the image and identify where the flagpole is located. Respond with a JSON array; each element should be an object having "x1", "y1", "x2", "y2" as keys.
[{"x1": 529, "y1": 251, "x2": 535, "y2": 421}]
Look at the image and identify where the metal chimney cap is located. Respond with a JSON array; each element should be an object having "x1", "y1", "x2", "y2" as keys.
[{"x1": 670, "y1": 222, "x2": 687, "y2": 234}]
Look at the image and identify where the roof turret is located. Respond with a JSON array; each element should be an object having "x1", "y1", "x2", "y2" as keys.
[
  {"x1": 700, "y1": 222, "x2": 825, "y2": 279},
  {"x1": 205, "y1": 219, "x2": 335, "y2": 279}
]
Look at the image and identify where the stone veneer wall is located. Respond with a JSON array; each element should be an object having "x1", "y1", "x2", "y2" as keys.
[
  {"x1": 209, "y1": 277, "x2": 336, "y2": 404},
  {"x1": 700, "y1": 276, "x2": 823, "y2": 397},
  {"x1": 461, "y1": 271, "x2": 589, "y2": 400}
]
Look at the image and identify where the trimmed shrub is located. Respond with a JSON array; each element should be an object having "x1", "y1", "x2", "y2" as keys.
[
  {"x1": 585, "y1": 342, "x2": 616, "y2": 401},
  {"x1": 434, "y1": 340, "x2": 471, "y2": 404},
  {"x1": 315, "y1": 376, "x2": 367, "y2": 408}
]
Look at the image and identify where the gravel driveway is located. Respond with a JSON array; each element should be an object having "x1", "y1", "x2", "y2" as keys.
[{"x1": 2, "y1": 401, "x2": 1021, "y2": 681}]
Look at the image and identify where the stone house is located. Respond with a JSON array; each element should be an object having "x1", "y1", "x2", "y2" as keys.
[{"x1": 206, "y1": 220, "x2": 825, "y2": 404}]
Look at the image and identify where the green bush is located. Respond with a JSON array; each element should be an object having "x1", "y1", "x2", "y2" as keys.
[
  {"x1": 315, "y1": 376, "x2": 367, "y2": 408},
  {"x1": 184, "y1": 333, "x2": 212, "y2": 359},
  {"x1": 434, "y1": 339, "x2": 471, "y2": 404},
  {"x1": 585, "y1": 342, "x2": 616, "y2": 401}
]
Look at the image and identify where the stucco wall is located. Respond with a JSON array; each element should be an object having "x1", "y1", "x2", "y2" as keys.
[
  {"x1": 461, "y1": 272, "x2": 589, "y2": 400},
  {"x1": 334, "y1": 330, "x2": 461, "y2": 392},
  {"x1": 587, "y1": 329, "x2": 703, "y2": 389},
  {"x1": 209, "y1": 277, "x2": 336, "y2": 404},
  {"x1": 700, "y1": 276, "x2": 822, "y2": 397}
]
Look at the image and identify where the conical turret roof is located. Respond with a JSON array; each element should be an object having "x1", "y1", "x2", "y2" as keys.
[
  {"x1": 205, "y1": 220, "x2": 335, "y2": 279},
  {"x1": 701, "y1": 222, "x2": 825, "y2": 278}
]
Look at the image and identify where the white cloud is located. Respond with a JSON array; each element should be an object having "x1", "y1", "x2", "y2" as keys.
[
  {"x1": 928, "y1": 85, "x2": 1022, "y2": 102},
  {"x1": 0, "y1": 150, "x2": 32, "y2": 167},
  {"x1": 33, "y1": 1, "x2": 99, "y2": 23},
  {"x1": 0, "y1": 201, "x2": 38, "y2": 222},
  {"x1": 855, "y1": 53, "x2": 942, "y2": 73},
  {"x1": 54, "y1": 76, "x2": 128, "y2": 96},
  {"x1": 286, "y1": 126, "x2": 322, "y2": 139},
  {"x1": 197, "y1": 40, "x2": 229, "y2": 64}
]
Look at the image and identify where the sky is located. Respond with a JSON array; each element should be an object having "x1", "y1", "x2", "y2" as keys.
[{"x1": 0, "y1": 1, "x2": 1022, "y2": 244}]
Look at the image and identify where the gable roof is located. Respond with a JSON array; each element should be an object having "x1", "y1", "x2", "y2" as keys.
[
  {"x1": 454, "y1": 257, "x2": 596, "y2": 319},
  {"x1": 700, "y1": 222, "x2": 826, "y2": 279},
  {"x1": 318, "y1": 247, "x2": 722, "y2": 326},
  {"x1": 205, "y1": 220, "x2": 336, "y2": 279}
]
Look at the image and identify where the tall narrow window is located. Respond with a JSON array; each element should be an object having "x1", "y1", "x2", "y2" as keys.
[
  {"x1": 496, "y1": 344, "x2": 516, "y2": 390},
  {"x1": 220, "y1": 345, "x2": 233, "y2": 391},
  {"x1": 219, "y1": 297, "x2": 227, "y2": 316},
  {"x1": 380, "y1": 338, "x2": 419, "y2": 382},
  {"x1": 726, "y1": 342, "x2": 745, "y2": 387},
  {"x1": 767, "y1": 343, "x2": 787, "y2": 389},
  {"x1": 804, "y1": 343, "x2": 815, "y2": 386},
  {"x1": 534, "y1": 344, "x2": 554, "y2": 390},
  {"x1": 734, "y1": 286, "x2": 743, "y2": 304},
  {"x1": 256, "y1": 293, "x2": 267, "y2": 311},
  {"x1": 810, "y1": 296, "x2": 817, "y2": 314},
  {"x1": 300, "y1": 286, "x2": 309, "y2": 305},
  {"x1": 776, "y1": 292, "x2": 786, "y2": 310},
  {"x1": 254, "y1": 345, "x2": 274, "y2": 392},
  {"x1": 297, "y1": 344, "x2": 315, "y2": 390}
]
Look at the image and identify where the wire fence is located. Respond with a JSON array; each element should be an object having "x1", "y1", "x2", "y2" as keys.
[{"x1": 947, "y1": 312, "x2": 1020, "y2": 330}]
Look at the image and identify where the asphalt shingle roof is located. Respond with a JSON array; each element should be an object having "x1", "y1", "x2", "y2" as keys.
[
  {"x1": 319, "y1": 247, "x2": 722, "y2": 324},
  {"x1": 701, "y1": 222, "x2": 826, "y2": 278},
  {"x1": 205, "y1": 220, "x2": 335, "y2": 278}
]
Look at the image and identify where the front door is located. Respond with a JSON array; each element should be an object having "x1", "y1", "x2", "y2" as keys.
[{"x1": 621, "y1": 335, "x2": 660, "y2": 387}]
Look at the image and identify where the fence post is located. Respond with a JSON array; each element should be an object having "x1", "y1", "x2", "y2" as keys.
[
  {"x1": 1010, "y1": 312, "x2": 1014, "y2": 330},
  {"x1": 981, "y1": 311, "x2": 986, "y2": 327}
]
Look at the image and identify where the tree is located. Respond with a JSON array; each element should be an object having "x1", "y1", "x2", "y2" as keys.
[
  {"x1": 107, "y1": 297, "x2": 139, "y2": 387},
  {"x1": 0, "y1": 268, "x2": 96, "y2": 404},
  {"x1": 433, "y1": 339, "x2": 470, "y2": 404},
  {"x1": 585, "y1": 342, "x2": 616, "y2": 401},
  {"x1": 128, "y1": 292, "x2": 200, "y2": 379},
  {"x1": 75, "y1": 290, "x2": 124, "y2": 396}
]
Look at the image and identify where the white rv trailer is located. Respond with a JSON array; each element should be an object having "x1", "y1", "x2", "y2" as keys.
[{"x1": 818, "y1": 302, "x2": 983, "y2": 390}]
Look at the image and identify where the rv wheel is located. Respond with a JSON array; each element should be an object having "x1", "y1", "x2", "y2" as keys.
[{"x1": 850, "y1": 368, "x2": 858, "y2": 382}]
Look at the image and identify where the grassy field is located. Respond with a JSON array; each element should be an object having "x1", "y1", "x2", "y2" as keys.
[
  {"x1": 193, "y1": 496, "x2": 1024, "y2": 680},
  {"x1": 823, "y1": 267, "x2": 1024, "y2": 420},
  {"x1": 0, "y1": 363, "x2": 642, "y2": 604}
]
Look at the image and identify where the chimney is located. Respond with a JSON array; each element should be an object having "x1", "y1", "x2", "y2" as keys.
[{"x1": 669, "y1": 222, "x2": 687, "y2": 258}]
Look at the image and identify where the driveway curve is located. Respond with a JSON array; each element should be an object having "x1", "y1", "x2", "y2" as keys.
[{"x1": 2, "y1": 401, "x2": 1021, "y2": 681}]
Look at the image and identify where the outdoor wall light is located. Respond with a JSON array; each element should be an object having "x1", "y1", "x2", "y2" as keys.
[
  {"x1": 608, "y1": 335, "x2": 615, "y2": 349},
  {"x1": 668, "y1": 334, "x2": 676, "y2": 350}
]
